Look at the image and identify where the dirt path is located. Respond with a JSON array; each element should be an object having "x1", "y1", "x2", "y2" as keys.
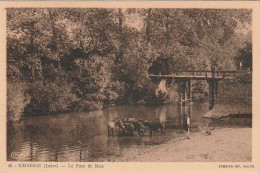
[{"x1": 110, "y1": 128, "x2": 251, "y2": 162}]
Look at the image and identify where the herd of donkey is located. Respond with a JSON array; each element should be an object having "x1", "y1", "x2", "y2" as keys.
[
  {"x1": 108, "y1": 117, "x2": 166, "y2": 137},
  {"x1": 108, "y1": 116, "x2": 215, "y2": 137}
]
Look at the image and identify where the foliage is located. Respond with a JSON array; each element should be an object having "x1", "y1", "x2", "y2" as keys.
[
  {"x1": 166, "y1": 82, "x2": 181, "y2": 103},
  {"x1": 6, "y1": 8, "x2": 252, "y2": 121},
  {"x1": 71, "y1": 55, "x2": 119, "y2": 111},
  {"x1": 120, "y1": 41, "x2": 157, "y2": 102},
  {"x1": 192, "y1": 81, "x2": 208, "y2": 102},
  {"x1": 217, "y1": 77, "x2": 252, "y2": 106},
  {"x1": 235, "y1": 42, "x2": 252, "y2": 71},
  {"x1": 235, "y1": 71, "x2": 252, "y2": 84},
  {"x1": 145, "y1": 9, "x2": 251, "y2": 73},
  {"x1": 7, "y1": 82, "x2": 30, "y2": 121},
  {"x1": 24, "y1": 81, "x2": 78, "y2": 115}
]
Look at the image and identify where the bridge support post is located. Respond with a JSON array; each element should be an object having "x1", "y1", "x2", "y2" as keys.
[
  {"x1": 208, "y1": 79, "x2": 217, "y2": 110},
  {"x1": 215, "y1": 81, "x2": 218, "y2": 99},
  {"x1": 180, "y1": 80, "x2": 187, "y2": 121},
  {"x1": 187, "y1": 79, "x2": 192, "y2": 102},
  {"x1": 181, "y1": 80, "x2": 192, "y2": 130},
  {"x1": 182, "y1": 80, "x2": 186, "y2": 107}
]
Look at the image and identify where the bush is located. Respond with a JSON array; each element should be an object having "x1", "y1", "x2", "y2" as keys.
[
  {"x1": 75, "y1": 100, "x2": 103, "y2": 111},
  {"x1": 103, "y1": 80, "x2": 125, "y2": 104},
  {"x1": 235, "y1": 71, "x2": 252, "y2": 84},
  {"x1": 166, "y1": 82, "x2": 180, "y2": 103},
  {"x1": 7, "y1": 82, "x2": 30, "y2": 121},
  {"x1": 142, "y1": 81, "x2": 170, "y2": 105},
  {"x1": 24, "y1": 81, "x2": 78, "y2": 115},
  {"x1": 155, "y1": 90, "x2": 170, "y2": 104},
  {"x1": 192, "y1": 81, "x2": 208, "y2": 102}
]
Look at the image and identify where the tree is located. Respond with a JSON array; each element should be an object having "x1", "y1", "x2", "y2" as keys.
[
  {"x1": 6, "y1": 8, "x2": 252, "y2": 120},
  {"x1": 236, "y1": 41, "x2": 252, "y2": 71},
  {"x1": 7, "y1": 8, "x2": 47, "y2": 82},
  {"x1": 144, "y1": 9, "x2": 252, "y2": 73}
]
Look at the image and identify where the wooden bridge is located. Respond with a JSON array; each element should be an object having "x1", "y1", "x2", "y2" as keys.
[
  {"x1": 149, "y1": 71, "x2": 238, "y2": 110},
  {"x1": 149, "y1": 70, "x2": 237, "y2": 80}
]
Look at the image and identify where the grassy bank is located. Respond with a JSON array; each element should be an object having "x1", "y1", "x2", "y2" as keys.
[{"x1": 204, "y1": 73, "x2": 252, "y2": 118}]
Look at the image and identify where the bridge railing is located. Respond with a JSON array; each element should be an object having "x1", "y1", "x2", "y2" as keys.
[{"x1": 150, "y1": 71, "x2": 238, "y2": 79}]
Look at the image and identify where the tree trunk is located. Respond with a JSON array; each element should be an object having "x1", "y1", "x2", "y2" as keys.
[
  {"x1": 117, "y1": 8, "x2": 123, "y2": 64},
  {"x1": 48, "y1": 9, "x2": 60, "y2": 69},
  {"x1": 165, "y1": 10, "x2": 169, "y2": 48},
  {"x1": 146, "y1": 8, "x2": 151, "y2": 44}
]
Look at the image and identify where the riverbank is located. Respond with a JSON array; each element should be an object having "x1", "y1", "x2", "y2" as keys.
[
  {"x1": 103, "y1": 77, "x2": 253, "y2": 162},
  {"x1": 203, "y1": 104, "x2": 252, "y2": 118},
  {"x1": 109, "y1": 127, "x2": 251, "y2": 162}
]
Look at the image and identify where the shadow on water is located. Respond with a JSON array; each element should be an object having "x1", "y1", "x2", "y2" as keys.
[{"x1": 7, "y1": 102, "x2": 250, "y2": 162}]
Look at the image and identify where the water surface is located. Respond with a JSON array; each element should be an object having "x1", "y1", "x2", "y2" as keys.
[{"x1": 7, "y1": 102, "x2": 211, "y2": 162}]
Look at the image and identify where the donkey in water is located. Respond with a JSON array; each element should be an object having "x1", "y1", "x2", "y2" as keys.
[
  {"x1": 123, "y1": 118, "x2": 146, "y2": 136},
  {"x1": 142, "y1": 120, "x2": 165, "y2": 137},
  {"x1": 108, "y1": 117, "x2": 146, "y2": 137},
  {"x1": 108, "y1": 117, "x2": 135, "y2": 136},
  {"x1": 108, "y1": 117, "x2": 166, "y2": 137}
]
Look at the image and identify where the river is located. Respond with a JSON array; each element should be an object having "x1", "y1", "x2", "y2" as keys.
[{"x1": 7, "y1": 102, "x2": 211, "y2": 162}]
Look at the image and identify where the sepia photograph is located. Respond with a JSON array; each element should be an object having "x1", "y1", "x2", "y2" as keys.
[{"x1": 5, "y1": 5, "x2": 254, "y2": 164}]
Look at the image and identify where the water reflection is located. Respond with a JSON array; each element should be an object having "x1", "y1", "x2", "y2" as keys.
[{"x1": 7, "y1": 103, "x2": 210, "y2": 162}]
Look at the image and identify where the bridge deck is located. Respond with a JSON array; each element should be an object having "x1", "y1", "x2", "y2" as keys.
[
  {"x1": 149, "y1": 71, "x2": 237, "y2": 80},
  {"x1": 149, "y1": 75, "x2": 227, "y2": 80}
]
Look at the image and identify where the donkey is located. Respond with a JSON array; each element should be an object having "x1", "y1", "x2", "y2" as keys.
[{"x1": 143, "y1": 121, "x2": 165, "y2": 137}]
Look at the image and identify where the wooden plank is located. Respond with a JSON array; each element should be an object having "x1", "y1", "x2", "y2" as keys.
[
  {"x1": 149, "y1": 71, "x2": 237, "y2": 75},
  {"x1": 157, "y1": 70, "x2": 238, "y2": 73},
  {"x1": 149, "y1": 75, "x2": 226, "y2": 80},
  {"x1": 182, "y1": 80, "x2": 186, "y2": 107}
]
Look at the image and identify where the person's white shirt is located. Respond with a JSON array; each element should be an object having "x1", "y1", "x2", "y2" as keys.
[{"x1": 187, "y1": 116, "x2": 190, "y2": 127}]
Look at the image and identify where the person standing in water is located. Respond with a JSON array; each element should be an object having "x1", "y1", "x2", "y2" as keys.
[
  {"x1": 184, "y1": 114, "x2": 191, "y2": 139},
  {"x1": 160, "y1": 107, "x2": 166, "y2": 131}
]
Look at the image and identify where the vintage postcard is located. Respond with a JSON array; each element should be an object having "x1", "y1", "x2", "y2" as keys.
[{"x1": 0, "y1": 1, "x2": 260, "y2": 173}]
